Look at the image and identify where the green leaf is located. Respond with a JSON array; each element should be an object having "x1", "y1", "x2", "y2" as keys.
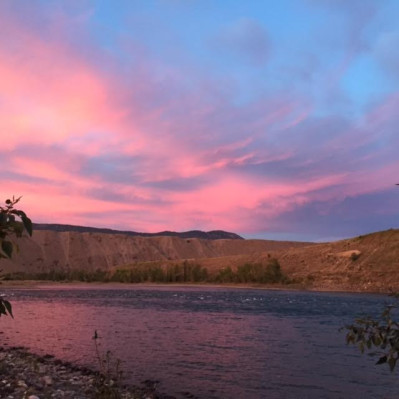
[
  {"x1": 0, "y1": 213, "x2": 7, "y2": 224},
  {"x1": 22, "y1": 216, "x2": 33, "y2": 236},
  {"x1": 1, "y1": 240, "x2": 13, "y2": 258},
  {"x1": 11, "y1": 222, "x2": 24, "y2": 237},
  {"x1": 3, "y1": 300, "x2": 13, "y2": 318},
  {"x1": 376, "y1": 356, "x2": 387, "y2": 365}
]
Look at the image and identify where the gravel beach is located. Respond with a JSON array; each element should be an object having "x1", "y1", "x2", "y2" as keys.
[{"x1": 0, "y1": 346, "x2": 175, "y2": 399}]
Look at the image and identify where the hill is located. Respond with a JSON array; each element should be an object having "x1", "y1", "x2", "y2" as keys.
[{"x1": 33, "y1": 224, "x2": 243, "y2": 240}]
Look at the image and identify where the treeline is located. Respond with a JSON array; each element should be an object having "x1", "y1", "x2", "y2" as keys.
[
  {"x1": 3, "y1": 258, "x2": 289, "y2": 285},
  {"x1": 3, "y1": 268, "x2": 109, "y2": 282},
  {"x1": 110, "y1": 262, "x2": 209, "y2": 283},
  {"x1": 215, "y1": 258, "x2": 288, "y2": 284}
]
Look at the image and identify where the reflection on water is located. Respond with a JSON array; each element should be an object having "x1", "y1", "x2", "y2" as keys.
[{"x1": 1, "y1": 285, "x2": 399, "y2": 398}]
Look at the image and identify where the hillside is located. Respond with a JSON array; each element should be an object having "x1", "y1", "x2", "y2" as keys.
[
  {"x1": 186, "y1": 229, "x2": 399, "y2": 292},
  {"x1": 110, "y1": 229, "x2": 399, "y2": 292},
  {"x1": 274, "y1": 229, "x2": 399, "y2": 292},
  {"x1": 1, "y1": 229, "x2": 311, "y2": 274}
]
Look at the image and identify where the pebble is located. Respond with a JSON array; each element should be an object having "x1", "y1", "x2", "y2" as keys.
[{"x1": 43, "y1": 375, "x2": 53, "y2": 385}]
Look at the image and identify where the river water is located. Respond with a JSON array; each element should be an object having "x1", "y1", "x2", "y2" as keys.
[{"x1": 1, "y1": 285, "x2": 399, "y2": 398}]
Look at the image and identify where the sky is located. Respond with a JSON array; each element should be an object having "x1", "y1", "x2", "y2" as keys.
[{"x1": 1, "y1": 0, "x2": 399, "y2": 242}]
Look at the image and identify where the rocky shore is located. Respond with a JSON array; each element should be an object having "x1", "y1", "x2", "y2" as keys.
[{"x1": 0, "y1": 346, "x2": 175, "y2": 399}]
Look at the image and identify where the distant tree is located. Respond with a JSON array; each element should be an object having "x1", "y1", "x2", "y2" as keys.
[{"x1": 0, "y1": 196, "x2": 32, "y2": 317}]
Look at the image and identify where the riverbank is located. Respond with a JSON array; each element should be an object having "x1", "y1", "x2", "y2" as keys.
[
  {"x1": 0, "y1": 279, "x2": 391, "y2": 295},
  {"x1": 0, "y1": 346, "x2": 174, "y2": 399}
]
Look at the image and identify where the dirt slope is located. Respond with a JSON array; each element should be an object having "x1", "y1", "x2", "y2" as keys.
[
  {"x1": 198, "y1": 229, "x2": 399, "y2": 292},
  {"x1": 1, "y1": 230, "x2": 311, "y2": 273},
  {"x1": 274, "y1": 229, "x2": 399, "y2": 292}
]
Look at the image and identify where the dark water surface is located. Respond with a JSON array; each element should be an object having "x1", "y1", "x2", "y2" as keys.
[{"x1": 1, "y1": 285, "x2": 399, "y2": 398}]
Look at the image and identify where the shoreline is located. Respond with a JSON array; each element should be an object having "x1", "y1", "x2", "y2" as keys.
[
  {"x1": 0, "y1": 279, "x2": 391, "y2": 296},
  {"x1": 0, "y1": 345, "x2": 173, "y2": 399}
]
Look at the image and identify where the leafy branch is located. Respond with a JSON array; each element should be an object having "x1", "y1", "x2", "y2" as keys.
[
  {"x1": 0, "y1": 196, "x2": 32, "y2": 318},
  {"x1": 344, "y1": 299, "x2": 399, "y2": 371},
  {"x1": 0, "y1": 196, "x2": 32, "y2": 259}
]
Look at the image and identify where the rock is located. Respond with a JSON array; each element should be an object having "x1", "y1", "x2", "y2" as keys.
[
  {"x1": 28, "y1": 396, "x2": 40, "y2": 399},
  {"x1": 335, "y1": 249, "x2": 361, "y2": 258},
  {"x1": 38, "y1": 365, "x2": 46, "y2": 373},
  {"x1": 17, "y1": 380, "x2": 27, "y2": 388},
  {"x1": 43, "y1": 375, "x2": 53, "y2": 386}
]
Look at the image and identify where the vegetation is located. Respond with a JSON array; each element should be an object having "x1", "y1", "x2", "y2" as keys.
[
  {"x1": 0, "y1": 196, "x2": 32, "y2": 259},
  {"x1": 2, "y1": 261, "x2": 209, "y2": 283},
  {"x1": 110, "y1": 261, "x2": 209, "y2": 283},
  {"x1": 215, "y1": 258, "x2": 288, "y2": 284},
  {"x1": 92, "y1": 330, "x2": 123, "y2": 399},
  {"x1": 344, "y1": 296, "x2": 399, "y2": 372},
  {"x1": 0, "y1": 196, "x2": 32, "y2": 317},
  {"x1": 3, "y1": 258, "x2": 290, "y2": 286},
  {"x1": 4, "y1": 268, "x2": 110, "y2": 282}
]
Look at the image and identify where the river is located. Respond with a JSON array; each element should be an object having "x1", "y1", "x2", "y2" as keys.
[{"x1": 1, "y1": 284, "x2": 399, "y2": 398}]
